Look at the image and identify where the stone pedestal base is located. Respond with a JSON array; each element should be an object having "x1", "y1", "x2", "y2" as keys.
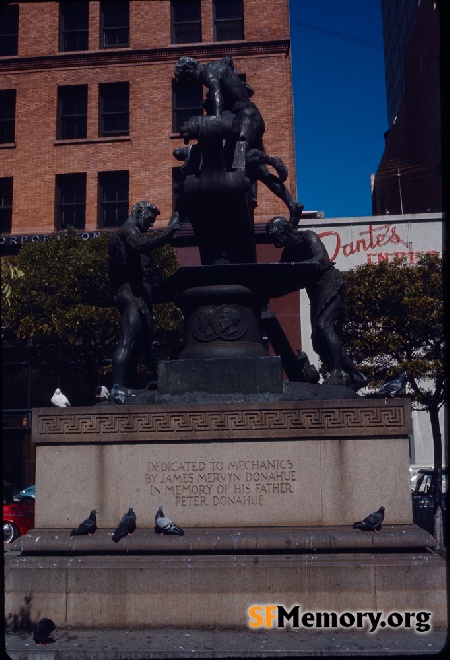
[
  {"x1": 5, "y1": 398, "x2": 446, "y2": 631},
  {"x1": 157, "y1": 356, "x2": 282, "y2": 394},
  {"x1": 6, "y1": 527, "x2": 446, "y2": 629}
]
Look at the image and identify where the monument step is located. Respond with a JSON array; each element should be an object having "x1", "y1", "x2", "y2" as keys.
[{"x1": 14, "y1": 525, "x2": 434, "y2": 554}]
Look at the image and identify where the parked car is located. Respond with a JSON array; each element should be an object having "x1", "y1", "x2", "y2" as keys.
[
  {"x1": 411, "y1": 468, "x2": 447, "y2": 537},
  {"x1": 17, "y1": 484, "x2": 36, "y2": 500},
  {"x1": 3, "y1": 498, "x2": 35, "y2": 543},
  {"x1": 409, "y1": 465, "x2": 433, "y2": 492}
]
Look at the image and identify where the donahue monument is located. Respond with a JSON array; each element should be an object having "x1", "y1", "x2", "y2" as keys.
[{"x1": 5, "y1": 56, "x2": 445, "y2": 631}]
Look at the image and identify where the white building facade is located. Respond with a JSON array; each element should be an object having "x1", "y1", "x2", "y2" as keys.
[{"x1": 299, "y1": 212, "x2": 445, "y2": 467}]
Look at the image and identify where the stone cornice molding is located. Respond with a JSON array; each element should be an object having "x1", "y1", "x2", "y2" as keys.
[
  {"x1": 32, "y1": 399, "x2": 412, "y2": 443},
  {"x1": 0, "y1": 40, "x2": 290, "y2": 73}
]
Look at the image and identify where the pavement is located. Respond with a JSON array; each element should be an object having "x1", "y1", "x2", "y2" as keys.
[{"x1": 3, "y1": 626, "x2": 449, "y2": 659}]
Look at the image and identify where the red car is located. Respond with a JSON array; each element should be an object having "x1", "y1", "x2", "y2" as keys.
[{"x1": 3, "y1": 498, "x2": 35, "y2": 543}]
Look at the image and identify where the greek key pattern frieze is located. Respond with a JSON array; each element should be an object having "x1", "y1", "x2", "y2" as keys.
[{"x1": 33, "y1": 401, "x2": 411, "y2": 443}]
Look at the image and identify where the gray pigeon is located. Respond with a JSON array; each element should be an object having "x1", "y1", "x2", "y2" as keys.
[
  {"x1": 112, "y1": 507, "x2": 136, "y2": 542},
  {"x1": 33, "y1": 618, "x2": 56, "y2": 645},
  {"x1": 353, "y1": 506, "x2": 385, "y2": 532},
  {"x1": 51, "y1": 388, "x2": 71, "y2": 407},
  {"x1": 71, "y1": 509, "x2": 98, "y2": 536},
  {"x1": 155, "y1": 505, "x2": 184, "y2": 536},
  {"x1": 111, "y1": 383, "x2": 126, "y2": 404},
  {"x1": 372, "y1": 372, "x2": 407, "y2": 398}
]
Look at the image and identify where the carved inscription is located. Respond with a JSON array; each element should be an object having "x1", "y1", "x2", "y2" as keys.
[{"x1": 145, "y1": 458, "x2": 297, "y2": 507}]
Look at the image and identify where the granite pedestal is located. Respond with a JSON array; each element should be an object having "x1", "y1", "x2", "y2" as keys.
[{"x1": 4, "y1": 397, "x2": 447, "y2": 629}]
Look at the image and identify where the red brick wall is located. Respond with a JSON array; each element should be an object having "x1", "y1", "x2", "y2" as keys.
[{"x1": 1, "y1": 0, "x2": 294, "y2": 234}]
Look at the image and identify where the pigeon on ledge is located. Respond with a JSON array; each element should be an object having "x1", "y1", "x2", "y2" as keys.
[
  {"x1": 33, "y1": 618, "x2": 56, "y2": 645},
  {"x1": 110, "y1": 384, "x2": 126, "y2": 404},
  {"x1": 155, "y1": 505, "x2": 184, "y2": 536},
  {"x1": 112, "y1": 507, "x2": 136, "y2": 542},
  {"x1": 372, "y1": 372, "x2": 407, "y2": 398},
  {"x1": 71, "y1": 509, "x2": 98, "y2": 536},
  {"x1": 51, "y1": 388, "x2": 71, "y2": 407},
  {"x1": 95, "y1": 385, "x2": 110, "y2": 400},
  {"x1": 353, "y1": 506, "x2": 385, "y2": 532}
]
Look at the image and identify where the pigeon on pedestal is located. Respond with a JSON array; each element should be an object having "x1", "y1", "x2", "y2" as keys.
[
  {"x1": 51, "y1": 388, "x2": 71, "y2": 407},
  {"x1": 353, "y1": 506, "x2": 385, "y2": 532},
  {"x1": 155, "y1": 505, "x2": 184, "y2": 536},
  {"x1": 71, "y1": 509, "x2": 98, "y2": 536},
  {"x1": 112, "y1": 507, "x2": 136, "y2": 542},
  {"x1": 372, "y1": 372, "x2": 407, "y2": 398},
  {"x1": 95, "y1": 385, "x2": 110, "y2": 400}
]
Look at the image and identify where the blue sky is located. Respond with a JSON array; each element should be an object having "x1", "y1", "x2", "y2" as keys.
[{"x1": 289, "y1": 0, "x2": 387, "y2": 218}]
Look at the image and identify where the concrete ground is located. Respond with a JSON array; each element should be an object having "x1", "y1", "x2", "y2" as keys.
[{"x1": 4, "y1": 626, "x2": 448, "y2": 659}]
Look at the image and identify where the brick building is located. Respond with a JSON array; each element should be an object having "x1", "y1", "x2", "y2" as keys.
[
  {"x1": 0, "y1": 0, "x2": 297, "y2": 238},
  {"x1": 1, "y1": 0, "x2": 304, "y2": 488}
]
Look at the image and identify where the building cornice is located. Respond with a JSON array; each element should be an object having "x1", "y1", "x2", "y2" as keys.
[{"x1": 0, "y1": 40, "x2": 290, "y2": 73}]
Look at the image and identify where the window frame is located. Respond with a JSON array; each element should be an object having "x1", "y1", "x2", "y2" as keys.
[
  {"x1": 0, "y1": 4, "x2": 19, "y2": 56},
  {"x1": 172, "y1": 79, "x2": 203, "y2": 133},
  {"x1": 0, "y1": 177, "x2": 13, "y2": 234},
  {"x1": 98, "y1": 82, "x2": 130, "y2": 137},
  {"x1": 55, "y1": 172, "x2": 87, "y2": 230},
  {"x1": 59, "y1": 0, "x2": 89, "y2": 53},
  {"x1": 213, "y1": 0, "x2": 244, "y2": 42},
  {"x1": 100, "y1": 0, "x2": 130, "y2": 49},
  {"x1": 57, "y1": 85, "x2": 88, "y2": 140},
  {"x1": 97, "y1": 170, "x2": 129, "y2": 228},
  {"x1": 0, "y1": 90, "x2": 16, "y2": 144},
  {"x1": 171, "y1": 0, "x2": 202, "y2": 45}
]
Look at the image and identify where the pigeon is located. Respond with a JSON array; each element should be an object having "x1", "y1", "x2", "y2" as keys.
[
  {"x1": 372, "y1": 371, "x2": 407, "y2": 398},
  {"x1": 111, "y1": 383, "x2": 126, "y2": 404},
  {"x1": 95, "y1": 385, "x2": 110, "y2": 400},
  {"x1": 112, "y1": 507, "x2": 136, "y2": 542},
  {"x1": 33, "y1": 618, "x2": 56, "y2": 645},
  {"x1": 353, "y1": 506, "x2": 385, "y2": 532},
  {"x1": 155, "y1": 505, "x2": 184, "y2": 536},
  {"x1": 71, "y1": 509, "x2": 98, "y2": 536},
  {"x1": 51, "y1": 388, "x2": 71, "y2": 407}
]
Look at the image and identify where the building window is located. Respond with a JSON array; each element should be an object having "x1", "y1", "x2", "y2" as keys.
[
  {"x1": 100, "y1": 0, "x2": 129, "y2": 48},
  {"x1": 172, "y1": 80, "x2": 203, "y2": 133},
  {"x1": 99, "y1": 82, "x2": 129, "y2": 137},
  {"x1": 0, "y1": 90, "x2": 16, "y2": 144},
  {"x1": 57, "y1": 85, "x2": 87, "y2": 140},
  {"x1": 59, "y1": 1, "x2": 89, "y2": 52},
  {"x1": 55, "y1": 173, "x2": 86, "y2": 230},
  {"x1": 171, "y1": 0, "x2": 201, "y2": 44},
  {"x1": 0, "y1": 177, "x2": 13, "y2": 234},
  {"x1": 98, "y1": 171, "x2": 129, "y2": 228},
  {"x1": 213, "y1": 0, "x2": 243, "y2": 41},
  {"x1": 0, "y1": 4, "x2": 19, "y2": 56}
]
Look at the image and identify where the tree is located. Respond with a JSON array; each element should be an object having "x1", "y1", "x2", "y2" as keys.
[
  {"x1": 1, "y1": 228, "x2": 183, "y2": 400},
  {"x1": 335, "y1": 254, "x2": 445, "y2": 549},
  {"x1": 1, "y1": 260, "x2": 24, "y2": 305}
]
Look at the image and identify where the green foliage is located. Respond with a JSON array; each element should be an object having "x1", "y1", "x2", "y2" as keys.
[
  {"x1": 336, "y1": 253, "x2": 444, "y2": 411},
  {"x1": 1, "y1": 260, "x2": 24, "y2": 306},
  {"x1": 1, "y1": 228, "x2": 183, "y2": 385}
]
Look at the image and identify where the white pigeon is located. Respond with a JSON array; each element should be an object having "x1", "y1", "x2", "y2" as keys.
[
  {"x1": 95, "y1": 385, "x2": 110, "y2": 400},
  {"x1": 51, "y1": 388, "x2": 71, "y2": 407},
  {"x1": 155, "y1": 505, "x2": 184, "y2": 536}
]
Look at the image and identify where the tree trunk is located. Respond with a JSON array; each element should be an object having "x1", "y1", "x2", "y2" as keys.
[{"x1": 429, "y1": 404, "x2": 444, "y2": 553}]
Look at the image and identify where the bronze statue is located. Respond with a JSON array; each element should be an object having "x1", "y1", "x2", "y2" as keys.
[
  {"x1": 108, "y1": 202, "x2": 182, "y2": 386},
  {"x1": 266, "y1": 216, "x2": 368, "y2": 391},
  {"x1": 174, "y1": 55, "x2": 303, "y2": 225}
]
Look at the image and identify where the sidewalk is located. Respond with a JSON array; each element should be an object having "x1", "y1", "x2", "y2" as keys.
[{"x1": 4, "y1": 626, "x2": 448, "y2": 659}]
